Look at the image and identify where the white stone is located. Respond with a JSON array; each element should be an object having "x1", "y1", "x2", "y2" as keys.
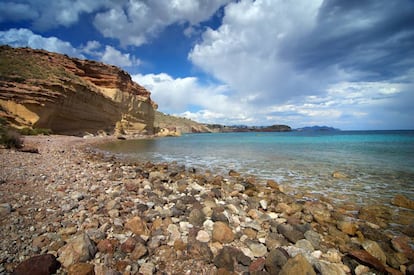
[
  {"x1": 259, "y1": 199, "x2": 268, "y2": 210},
  {"x1": 226, "y1": 204, "x2": 239, "y2": 214},
  {"x1": 311, "y1": 250, "x2": 323, "y2": 259},
  {"x1": 167, "y1": 224, "x2": 180, "y2": 246},
  {"x1": 267, "y1": 212, "x2": 279, "y2": 219},
  {"x1": 355, "y1": 265, "x2": 370, "y2": 275},
  {"x1": 179, "y1": 221, "x2": 193, "y2": 233},
  {"x1": 196, "y1": 230, "x2": 210, "y2": 243},
  {"x1": 323, "y1": 249, "x2": 342, "y2": 263},
  {"x1": 203, "y1": 219, "x2": 214, "y2": 232}
]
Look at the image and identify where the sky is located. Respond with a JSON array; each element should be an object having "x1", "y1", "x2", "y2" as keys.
[{"x1": 0, "y1": 0, "x2": 413, "y2": 130}]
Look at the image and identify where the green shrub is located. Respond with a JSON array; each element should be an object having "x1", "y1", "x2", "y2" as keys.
[
  {"x1": 19, "y1": 127, "x2": 52, "y2": 136},
  {"x1": 0, "y1": 129, "x2": 23, "y2": 149}
]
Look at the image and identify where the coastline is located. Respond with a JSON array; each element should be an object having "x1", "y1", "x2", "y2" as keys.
[{"x1": 1, "y1": 135, "x2": 413, "y2": 274}]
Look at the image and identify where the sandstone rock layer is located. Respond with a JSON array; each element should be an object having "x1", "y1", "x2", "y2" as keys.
[{"x1": 0, "y1": 46, "x2": 156, "y2": 135}]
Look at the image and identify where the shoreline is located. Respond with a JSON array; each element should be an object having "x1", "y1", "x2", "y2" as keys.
[{"x1": 1, "y1": 135, "x2": 413, "y2": 274}]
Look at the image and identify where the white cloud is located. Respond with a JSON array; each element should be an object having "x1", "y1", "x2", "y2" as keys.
[
  {"x1": 94, "y1": 0, "x2": 232, "y2": 46},
  {"x1": 132, "y1": 71, "x2": 412, "y2": 129},
  {"x1": 20, "y1": 0, "x2": 112, "y2": 31},
  {"x1": 0, "y1": 28, "x2": 139, "y2": 68},
  {"x1": 132, "y1": 72, "x2": 258, "y2": 124},
  {"x1": 82, "y1": 40, "x2": 101, "y2": 55},
  {"x1": 189, "y1": 0, "x2": 327, "y2": 105},
  {"x1": 101, "y1": 46, "x2": 140, "y2": 67},
  {"x1": 187, "y1": 0, "x2": 414, "y2": 129},
  {"x1": 0, "y1": 28, "x2": 83, "y2": 58},
  {"x1": 0, "y1": 0, "x2": 231, "y2": 46},
  {"x1": 132, "y1": 73, "x2": 230, "y2": 111}
]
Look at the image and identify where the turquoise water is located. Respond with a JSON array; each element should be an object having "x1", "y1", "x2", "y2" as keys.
[{"x1": 100, "y1": 131, "x2": 414, "y2": 205}]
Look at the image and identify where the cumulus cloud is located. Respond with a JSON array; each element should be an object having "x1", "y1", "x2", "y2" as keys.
[
  {"x1": 0, "y1": 28, "x2": 139, "y2": 68},
  {"x1": 1, "y1": 0, "x2": 231, "y2": 46},
  {"x1": 132, "y1": 72, "x2": 257, "y2": 124},
  {"x1": 101, "y1": 46, "x2": 140, "y2": 67},
  {"x1": 189, "y1": 0, "x2": 328, "y2": 104},
  {"x1": 131, "y1": 69, "x2": 413, "y2": 129},
  {"x1": 0, "y1": 28, "x2": 83, "y2": 57},
  {"x1": 93, "y1": 0, "x2": 232, "y2": 46},
  {"x1": 0, "y1": 0, "x2": 112, "y2": 31},
  {"x1": 188, "y1": 0, "x2": 414, "y2": 129}
]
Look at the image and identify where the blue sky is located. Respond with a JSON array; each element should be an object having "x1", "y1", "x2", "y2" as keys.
[{"x1": 1, "y1": 0, "x2": 413, "y2": 130}]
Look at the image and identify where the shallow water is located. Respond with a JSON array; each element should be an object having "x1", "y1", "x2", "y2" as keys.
[{"x1": 99, "y1": 131, "x2": 414, "y2": 206}]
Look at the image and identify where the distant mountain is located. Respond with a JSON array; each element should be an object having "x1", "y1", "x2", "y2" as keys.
[{"x1": 295, "y1": 126, "x2": 340, "y2": 132}]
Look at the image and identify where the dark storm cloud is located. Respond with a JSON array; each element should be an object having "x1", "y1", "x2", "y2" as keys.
[{"x1": 282, "y1": 0, "x2": 414, "y2": 81}]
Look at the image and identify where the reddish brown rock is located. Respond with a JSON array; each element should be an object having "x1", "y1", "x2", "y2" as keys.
[
  {"x1": 391, "y1": 195, "x2": 414, "y2": 210},
  {"x1": 349, "y1": 250, "x2": 387, "y2": 273},
  {"x1": 391, "y1": 236, "x2": 414, "y2": 259},
  {"x1": 249, "y1": 258, "x2": 266, "y2": 273},
  {"x1": 212, "y1": 221, "x2": 234, "y2": 244},
  {"x1": 68, "y1": 263, "x2": 95, "y2": 275},
  {"x1": 125, "y1": 216, "x2": 150, "y2": 237},
  {"x1": 13, "y1": 254, "x2": 60, "y2": 275},
  {"x1": 97, "y1": 239, "x2": 118, "y2": 254},
  {"x1": 337, "y1": 220, "x2": 358, "y2": 236},
  {"x1": 58, "y1": 233, "x2": 97, "y2": 268},
  {"x1": 32, "y1": 235, "x2": 51, "y2": 249},
  {"x1": 267, "y1": 179, "x2": 281, "y2": 191},
  {"x1": 130, "y1": 242, "x2": 148, "y2": 260},
  {"x1": 120, "y1": 237, "x2": 136, "y2": 253},
  {"x1": 173, "y1": 239, "x2": 187, "y2": 251},
  {"x1": 304, "y1": 201, "x2": 332, "y2": 224}
]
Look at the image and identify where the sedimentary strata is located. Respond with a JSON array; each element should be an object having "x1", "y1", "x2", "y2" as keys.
[
  {"x1": 0, "y1": 46, "x2": 156, "y2": 135},
  {"x1": 0, "y1": 136, "x2": 413, "y2": 274}
]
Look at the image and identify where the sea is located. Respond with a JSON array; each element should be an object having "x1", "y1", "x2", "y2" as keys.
[{"x1": 99, "y1": 130, "x2": 414, "y2": 207}]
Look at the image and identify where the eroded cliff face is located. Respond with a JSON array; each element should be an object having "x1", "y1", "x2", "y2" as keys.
[{"x1": 0, "y1": 45, "x2": 156, "y2": 135}]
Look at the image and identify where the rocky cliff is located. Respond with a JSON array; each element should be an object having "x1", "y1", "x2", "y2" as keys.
[
  {"x1": 0, "y1": 45, "x2": 156, "y2": 135},
  {"x1": 154, "y1": 111, "x2": 212, "y2": 136}
]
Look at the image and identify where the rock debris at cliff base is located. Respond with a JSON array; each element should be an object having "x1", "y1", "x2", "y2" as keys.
[{"x1": 0, "y1": 136, "x2": 413, "y2": 275}]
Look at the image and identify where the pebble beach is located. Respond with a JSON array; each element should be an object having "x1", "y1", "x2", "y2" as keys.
[{"x1": 1, "y1": 135, "x2": 414, "y2": 275}]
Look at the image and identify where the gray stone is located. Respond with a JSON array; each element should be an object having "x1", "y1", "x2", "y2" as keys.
[
  {"x1": 304, "y1": 230, "x2": 321, "y2": 249},
  {"x1": 265, "y1": 248, "x2": 289, "y2": 275},
  {"x1": 295, "y1": 239, "x2": 314, "y2": 252},
  {"x1": 277, "y1": 223, "x2": 304, "y2": 243},
  {"x1": 188, "y1": 208, "x2": 206, "y2": 227},
  {"x1": 0, "y1": 203, "x2": 12, "y2": 217}
]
